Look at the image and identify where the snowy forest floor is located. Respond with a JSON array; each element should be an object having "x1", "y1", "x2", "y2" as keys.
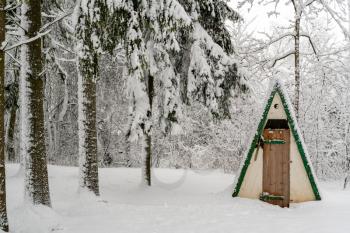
[{"x1": 5, "y1": 164, "x2": 350, "y2": 233}]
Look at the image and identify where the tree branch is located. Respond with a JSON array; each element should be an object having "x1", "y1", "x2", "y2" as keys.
[
  {"x1": 250, "y1": 32, "x2": 295, "y2": 53},
  {"x1": 319, "y1": 0, "x2": 350, "y2": 39},
  {"x1": 271, "y1": 50, "x2": 295, "y2": 67},
  {"x1": 300, "y1": 33, "x2": 319, "y2": 60}
]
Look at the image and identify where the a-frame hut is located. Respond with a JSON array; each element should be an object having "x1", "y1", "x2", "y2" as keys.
[{"x1": 232, "y1": 81, "x2": 321, "y2": 207}]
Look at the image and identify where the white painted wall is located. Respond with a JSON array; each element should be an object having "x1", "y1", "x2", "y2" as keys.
[
  {"x1": 238, "y1": 147, "x2": 263, "y2": 199},
  {"x1": 290, "y1": 135, "x2": 316, "y2": 202}
]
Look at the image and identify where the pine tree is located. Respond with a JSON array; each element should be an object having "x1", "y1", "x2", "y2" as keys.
[
  {"x1": 0, "y1": 0, "x2": 9, "y2": 230},
  {"x1": 20, "y1": 0, "x2": 51, "y2": 206}
]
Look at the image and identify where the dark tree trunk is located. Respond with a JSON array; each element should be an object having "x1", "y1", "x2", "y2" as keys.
[
  {"x1": 6, "y1": 107, "x2": 17, "y2": 162},
  {"x1": 142, "y1": 131, "x2": 152, "y2": 186},
  {"x1": 0, "y1": 0, "x2": 10, "y2": 230},
  {"x1": 21, "y1": 0, "x2": 51, "y2": 206},
  {"x1": 142, "y1": 73, "x2": 154, "y2": 186},
  {"x1": 179, "y1": 36, "x2": 192, "y2": 105},
  {"x1": 77, "y1": 65, "x2": 99, "y2": 195}
]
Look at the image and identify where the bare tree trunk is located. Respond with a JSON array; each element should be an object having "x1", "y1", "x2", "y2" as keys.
[
  {"x1": 5, "y1": 60, "x2": 19, "y2": 163},
  {"x1": 142, "y1": 131, "x2": 152, "y2": 186},
  {"x1": 142, "y1": 73, "x2": 154, "y2": 186},
  {"x1": 0, "y1": 0, "x2": 9, "y2": 230},
  {"x1": 21, "y1": 0, "x2": 51, "y2": 206},
  {"x1": 6, "y1": 107, "x2": 17, "y2": 162},
  {"x1": 344, "y1": 153, "x2": 350, "y2": 189},
  {"x1": 125, "y1": 137, "x2": 132, "y2": 167},
  {"x1": 294, "y1": 16, "x2": 301, "y2": 119},
  {"x1": 344, "y1": 127, "x2": 350, "y2": 189}
]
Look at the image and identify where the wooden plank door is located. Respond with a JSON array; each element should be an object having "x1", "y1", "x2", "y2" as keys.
[{"x1": 262, "y1": 129, "x2": 290, "y2": 207}]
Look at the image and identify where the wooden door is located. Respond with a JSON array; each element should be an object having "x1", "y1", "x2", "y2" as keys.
[{"x1": 262, "y1": 129, "x2": 290, "y2": 207}]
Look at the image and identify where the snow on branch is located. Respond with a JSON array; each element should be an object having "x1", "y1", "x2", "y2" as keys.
[
  {"x1": 4, "y1": 2, "x2": 20, "y2": 11},
  {"x1": 5, "y1": 51, "x2": 21, "y2": 65},
  {"x1": 2, "y1": 8, "x2": 73, "y2": 52},
  {"x1": 3, "y1": 29, "x2": 52, "y2": 51},
  {"x1": 41, "y1": 10, "x2": 73, "y2": 33}
]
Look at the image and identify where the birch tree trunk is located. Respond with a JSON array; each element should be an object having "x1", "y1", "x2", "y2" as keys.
[
  {"x1": 20, "y1": 0, "x2": 51, "y2": 206},
  {"x1": 0, "y1": 0, "x2": 9, "y2": 230},
  {"x1": 294, "y1": 16, "x2": 301, "y2": 120},
  {"x1": 343, "y1": 0, "x2": 350, "y2": 189}
]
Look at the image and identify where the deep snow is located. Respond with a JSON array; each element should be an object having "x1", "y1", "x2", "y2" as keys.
[{"x1": 5, "y1": 164, "x2": 350, "y2": 233}]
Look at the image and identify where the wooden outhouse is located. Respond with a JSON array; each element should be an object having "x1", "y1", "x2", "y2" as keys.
[{"x1": 232, "y1": 81, "x2": 321, "y2": 207}]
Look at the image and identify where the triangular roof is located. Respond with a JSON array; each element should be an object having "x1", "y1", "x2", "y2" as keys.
[{"x1": 232, "y1": 81, "x2": 321, "y2": 200}]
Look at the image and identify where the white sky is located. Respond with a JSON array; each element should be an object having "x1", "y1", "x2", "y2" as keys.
[
  {"x1": 228, "y1": 0, "x2": 294, "y2": 36},
  {"x1": 228, "y1": 0, "x2": 347, "y2": 42}
]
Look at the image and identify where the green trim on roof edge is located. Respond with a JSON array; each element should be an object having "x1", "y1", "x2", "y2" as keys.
[
  {"x1": 232, "y1": 88, "x2": 276, "y2": 197},
  {"x1": 278, "y1": 88, "x2": 321, "y2": 200},
  {"x1": 232, "y1": 83, "x2": 321, "y2": 201}
]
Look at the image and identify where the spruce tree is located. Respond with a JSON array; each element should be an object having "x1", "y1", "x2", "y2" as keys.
[
  {"x1": 125, "y1": 0, "x2": 190, "y2": 186},
  {"x1": 177, "y1": 0, "x2": 246, "y2": 119}
]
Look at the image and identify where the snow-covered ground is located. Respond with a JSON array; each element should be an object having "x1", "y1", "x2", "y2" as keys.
[{"x1": 5, "y1": 164, "x2": 350, "y2": 233}]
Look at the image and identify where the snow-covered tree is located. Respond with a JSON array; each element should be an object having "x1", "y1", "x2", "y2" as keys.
[
  {"x1": 238, "y1": 0, "x2": 350, "y2": 119},
  {"x1": 125, "y1": 0, "x2": 191, "y2": 186},
  {"x1": 177, "y1": 0, "x2": 246, "y2": 119},
  {"x1": 75, "y1": 0, "x2": 102, "y2": 195},
  {"x1": 124, "y1": 0, "x2": 247, "y2": 186},
  {"x1": 19, "y1": 0, "x2": 51, "y2": 206},
  {"x1": 2, "y1": 1, "x2": 20, "y2": 164},
  {"x1": 75, "y1": 0, "x2": 129, "y2": 194}
]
